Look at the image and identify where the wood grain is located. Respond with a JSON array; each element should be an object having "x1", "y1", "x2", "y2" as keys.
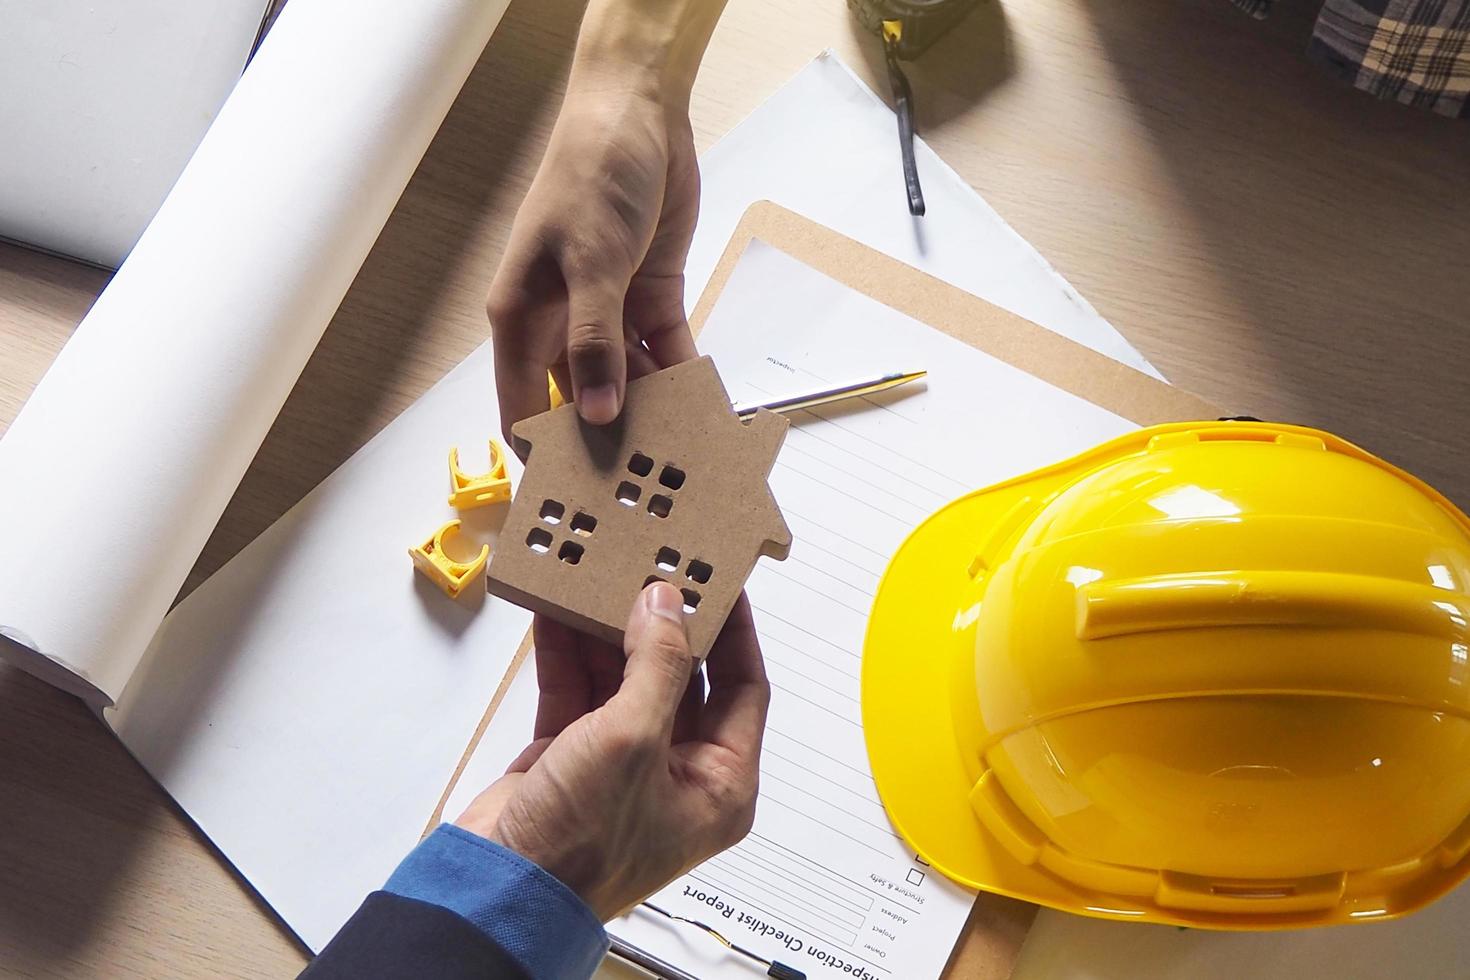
[{"x1": 1, "y1": 0, "x2": 1467, "y2": 976}]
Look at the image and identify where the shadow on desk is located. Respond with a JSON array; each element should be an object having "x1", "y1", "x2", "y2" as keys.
[
  {"x1": 0, "y1": 665, "x2": 307, "y2": 976},
  {"x1": 1076, "y1": 0, "x2": 1470, "y2": 506},
  {"x1": 0, "y1": 667, "x2": 143, "y2": 961}
]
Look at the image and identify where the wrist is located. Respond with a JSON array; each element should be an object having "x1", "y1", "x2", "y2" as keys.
[
  {"x1": 475, "y1": 813, "x2": 609, "y2": 914},
  {"x1": 571, "y1": 0, "x2": 727, "y2": 110},
  {"x1": 386, "y1": 826, "x2": 610, "y2": 976}
]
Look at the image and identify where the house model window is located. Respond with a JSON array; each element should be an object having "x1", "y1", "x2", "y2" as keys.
[{"x1": 487, "y1": 356, "x2": 792, "y2": 660}]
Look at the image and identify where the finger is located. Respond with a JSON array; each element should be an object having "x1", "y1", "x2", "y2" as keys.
[
  {"x1": 505, "y1": 737, "x2": 554, "y2": 775},
  {"x1": 492, "y1": 323, "x2": 553, "y2": 451},
  {"x1": 532, "y1": 616, "x2": 592, "y2": 740},
  {"x1": 581, "y1": 633, "x2": 628, "y2": 711},
  {"x1": 624, "y1": 274, "x2": 697, "y2": 368},
  {"x1": 610, "y1": 582, "x2": 695, "y2": 739},
  {"x1": 643, "y1": 318, "x2": 698, "y2": 368},
  {"x1": 487, "y1": 253, "x2": 563, "y2": 445},
  {"x1": 555, "y1": 341, "x2": 650, "y2": 403},
  {"x1": 670, "y1": 666, "x2": 707, "y2": 745},
  {"x1": 698, "y1": 594, "x2": 770, "y2": 759},
  {"x1": 563, "y1": 268, "x2": 631, "y2": 425},
  {"x1": 625, "y1": 339, "x2": 660, "y2": 380}
]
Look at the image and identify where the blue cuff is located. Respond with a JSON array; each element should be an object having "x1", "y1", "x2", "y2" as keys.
[{"x1": 385, "y1": 824, "x2": 608, "y2": 980}]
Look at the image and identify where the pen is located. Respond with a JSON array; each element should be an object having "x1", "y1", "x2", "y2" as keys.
[{"x1": 732, "y1": 369, "x2": 927, "y2": 418}]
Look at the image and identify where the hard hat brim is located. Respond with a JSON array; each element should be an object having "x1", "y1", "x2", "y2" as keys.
[{"x1": 861, "y1": 478, "x2": 1078, "y2": 910}]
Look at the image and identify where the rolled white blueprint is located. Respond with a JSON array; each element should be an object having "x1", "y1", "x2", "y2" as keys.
[{"x1": 0, "y1": 0, "x2": 510, "y2": 705}]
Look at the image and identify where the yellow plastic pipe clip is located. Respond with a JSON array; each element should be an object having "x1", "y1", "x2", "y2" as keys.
[
  {"x1": 448, "y1": 439, "x2": 512, "y2": 509},
  {"x1": 409, "y1": 519, "x2": 489, "y2": 599}
]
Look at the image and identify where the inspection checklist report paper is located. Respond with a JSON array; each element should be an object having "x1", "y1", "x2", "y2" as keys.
[{"x1": 442, "y1": 238, "x2": 1142, "y2": 980}]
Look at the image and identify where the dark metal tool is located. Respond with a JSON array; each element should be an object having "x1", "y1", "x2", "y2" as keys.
[{"x1": 847, "y1": 0, "x2": 983, "y2": 216}]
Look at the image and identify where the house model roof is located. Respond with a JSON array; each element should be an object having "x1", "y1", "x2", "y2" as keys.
[{"x1": 487, "y1": 356, "x2": 791, "y2": 659}]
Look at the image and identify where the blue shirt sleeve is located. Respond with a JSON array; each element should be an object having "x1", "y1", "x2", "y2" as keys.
[{"x1": 384, "y1": 823, "x2": 609, "y2": 980}]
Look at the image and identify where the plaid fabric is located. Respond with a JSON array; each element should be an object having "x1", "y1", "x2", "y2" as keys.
[{"x1": 1234, "y1": 0, "x2": 1470, "y2": 117}]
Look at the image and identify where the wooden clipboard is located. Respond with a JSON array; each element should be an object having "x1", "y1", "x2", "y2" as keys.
[{"x1": 428, "y1": 202, "x2": 1218, "y2": 979}]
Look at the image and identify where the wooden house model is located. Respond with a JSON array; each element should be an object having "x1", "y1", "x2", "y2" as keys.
[{"x1": 487, "y1": 356, "x2": 791, "y2": 659}]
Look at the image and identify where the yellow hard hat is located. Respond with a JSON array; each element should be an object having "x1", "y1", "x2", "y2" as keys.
[{"x1": 862, "y1": 421, "x2": 1470, "y2": 929}]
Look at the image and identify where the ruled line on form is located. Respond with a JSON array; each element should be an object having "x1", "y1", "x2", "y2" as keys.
[
  {"x1": 785, "y1": 549, "x2": 879, "y2": 596},
  {"x1": 704, "y1": 857, "x2": 866, "y2": 930},
  {"x1": 766, "y1": 656, "x2": 859, "y2": 703},
  {"x1": 759, "y1": 633, "x2": 859, "y2": 680},
  {"x1": 751, "y1": 604, "x2": 862, "y2": 659},
  {"x1": 774, "y1": 459, "x2": 919, "y2": 528},
  {"x1": 763, "y1": 748, "x2": 885, "y2": 812},
  {"x1": 799, "y1": 403, "x2": 973, "y2": 495},
  {"x1": 746, "y1": 832, "x2": 923, "y2": 916},
  {"x1": 760, "y1": 770, "x2": 906, "y2": 842},
  {"x1": 762, "y1": 563, "x2": 872, "y2": 617},
  {"x1": 770, "y1": 682, "x2": 861, "y2": 729},
  {"x1": 763, "y1": 727, "x2": 875, "y2": 781},
  {"x1": 720, "y1": 843, "x2": 875, "y2": 913},
  {"x1": 783, "y1": 507, "x2": 894, "y2": 563}
]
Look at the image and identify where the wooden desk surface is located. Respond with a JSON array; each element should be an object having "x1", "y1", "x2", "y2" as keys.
[{"x1": 2, "y1": 0, "x2": 1467, "y2": 976}]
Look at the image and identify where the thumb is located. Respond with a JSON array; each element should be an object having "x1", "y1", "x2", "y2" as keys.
[
  {"x1": 564, "y1": 271, "x2": 630, "y2": 425},
  {"x1": 612, "y1": 582, "x2": 694, "y2": 738}
]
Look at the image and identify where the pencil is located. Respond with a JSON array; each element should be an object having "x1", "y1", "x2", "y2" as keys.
[{"x1": 732, "y1": 369, "x2": 927, "y2": 418}]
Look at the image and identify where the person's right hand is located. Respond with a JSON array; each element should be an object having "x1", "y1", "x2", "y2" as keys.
[{"x1": 454, "y1": 583, "x2": 769, "y2": 920}]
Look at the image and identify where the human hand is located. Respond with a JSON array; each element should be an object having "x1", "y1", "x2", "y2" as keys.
[
  {"x1": 485, "y1": 47, "x2": 701, "y2": 440},
  {"x1": 455, "y1": 583, "x2": 769, "y2": 920}
]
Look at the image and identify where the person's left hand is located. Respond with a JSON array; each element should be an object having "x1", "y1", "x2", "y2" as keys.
[
  {"x1": 454, "y1": 584, "x2": 769, "y2": 920},
  {"x1": 485, "y1": 74, "x2": 701, "y2": 440}
]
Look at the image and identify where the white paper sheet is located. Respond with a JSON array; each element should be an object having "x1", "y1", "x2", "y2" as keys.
[
  {"x1": 108, "y1": 345, "x2": 535, "y2": 952},
  {"x1": 0, "y1": 0, "x2": 268, "y2": 266},
  {"x1": 684, "y1": 52, "x2": 1158, "y2": 379},
  {"x1": 444, "y1": 240, "x2": 1141, "y2": 980},
  {"x1": 0, "y1": 0, "x2": 510, "y2": 706}
]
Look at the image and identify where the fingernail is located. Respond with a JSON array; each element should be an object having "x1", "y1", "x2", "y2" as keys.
[
  {"x1": 645, "y1": 582, "x2": 684, "y2": 624},
  {"x1": 578, "y1": 384, "x2": 619, "y2": 425}
]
